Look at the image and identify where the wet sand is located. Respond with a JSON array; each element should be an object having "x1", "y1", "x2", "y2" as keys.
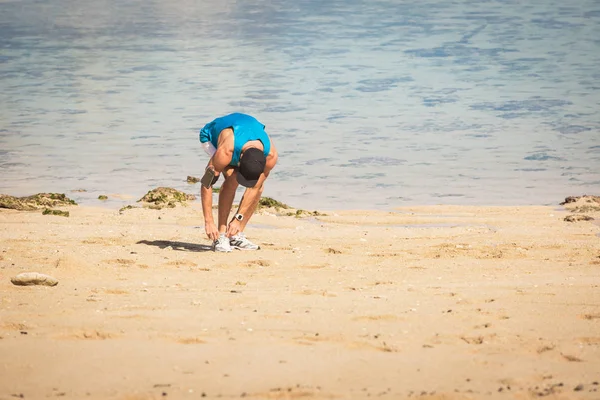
[{"x1": 1, "y1": 201, "x2": 599, "y2": 399}]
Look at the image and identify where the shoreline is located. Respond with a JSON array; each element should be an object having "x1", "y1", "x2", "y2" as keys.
[
  {"x1": 1, "y1": 199, "x2": 599, "y2": 399},
  {"x1": 1, "y1": 187, "x2": 594, "y2": 213},
  {"x1": 1, "y1": 179, "x2": 591, "y2": 211}
]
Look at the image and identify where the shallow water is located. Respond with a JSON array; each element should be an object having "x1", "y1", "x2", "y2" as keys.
[{"x1": 1, "y1": 0, "x2": 599, "y2": 210}]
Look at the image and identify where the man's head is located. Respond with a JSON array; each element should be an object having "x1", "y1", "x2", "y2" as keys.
[{"x1": 237, "y1": 147, "x2": 266, "y2": 188}]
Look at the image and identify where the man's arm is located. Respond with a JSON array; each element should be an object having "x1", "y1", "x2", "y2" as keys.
[
  {"x1": 200, "y1": 162, "x2": 219, "y2": 241},
  {"x1": 208, "y1": 128, "x2": 234, "y2": 173},
  {"x1": 226, "y1": 143, "x2": 278, "y2": 236},
  {"x1": 265, "y1": 142, "x2": 279, "y2": 172},
  {"x1": 239, "y1": 142, "x2": 278, "y2": 216},
  {"x1": 201, "y1": 128, "x2": 234, "y2": 240}
]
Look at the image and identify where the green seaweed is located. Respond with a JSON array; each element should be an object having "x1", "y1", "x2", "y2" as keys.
[
  {"x1": 286, "y1": 209, "x2": 327, "y2": 218},
  {"x1": 119, "y1": 205, "x2": 137, "y2": 213},
  {"x1": 137, "y1": 187, "x2": 196, "y2": 209},
  {"x1": 42, "y1": 208, "x2": 70, "y2": 217},
  {"x1": 98, "y1": 195, "x2": 108, "y2": 201},
  {"x1": 298, "y1": 210, "x2": 327, "y2": 217},
  {"x1": 559, "y1": 195, "x2": 600, "y2": 212},
  {"x1": 258, "y1": 197, "x2": 290, "y2": 210},
  {"x1": 0, "y1": 193, "x2": 77, "y2": 211}
]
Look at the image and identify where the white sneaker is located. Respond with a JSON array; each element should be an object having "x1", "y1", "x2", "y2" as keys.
[
  {"x1": 230, "y1": 233, "x2": 260, "y2": 251},
  {"x1": 213, "y1": 234, "x2": 232, "y2": 252}
]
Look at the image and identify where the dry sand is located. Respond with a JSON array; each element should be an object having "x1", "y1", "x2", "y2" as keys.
[{"x1": 1, "y1": 199, "x2": 599, "y2": 399}]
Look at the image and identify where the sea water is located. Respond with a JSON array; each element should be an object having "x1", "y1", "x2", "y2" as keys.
[{"x1": 1, "y1": 0, "x2": 599, "y2": 210}]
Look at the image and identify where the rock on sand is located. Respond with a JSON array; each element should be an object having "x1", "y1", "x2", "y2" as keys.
[{"x1": 11, "y1": 272, "x2": 59, "y2": 287}]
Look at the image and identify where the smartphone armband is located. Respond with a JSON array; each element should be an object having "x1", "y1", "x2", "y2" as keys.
[{"x1": 200, "y1": 168, "x2": 217, "y2": 189}]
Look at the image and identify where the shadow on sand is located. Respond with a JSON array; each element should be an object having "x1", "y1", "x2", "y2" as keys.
[{"x1": 137, "y1": 240, "x2": 213, "y2": 252}]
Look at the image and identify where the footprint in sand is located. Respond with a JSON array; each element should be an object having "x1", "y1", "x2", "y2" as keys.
[
  {"x1": 537, "y1": 344, "x2": 556, "y2": 354},
  {"x1": 82, "y1": 237, "x2": 127, "y2": 246},
  {"x1": 174, "y1": 337, "x2": 206, "y2": 344},
  {"x1": 578, "y1": 337, "x2": 600, "y2": 345},
  {"x1": 246, "y1": 386, "x2": 333, "y2": 399},
  {"x1": 292, "y1": 334, "x2": 398, "y2": 352},
  {"x1": 561, "y1": 353, "x2": 583, "y2": 362},
  {"x1": 243, "y1": 259, "x2": 271, "y2": 267},
  {"x1": 580, "y1": 313, "x2": 600, "y2": 320},
  {"x1": 103, "y1": 288, "x2": 129, "y2": 295},
  {"x1": 368, "y1": 252, "x2": 401, "y2": 258},
  {"x1": 352, "y1": 315, "x2": 400, "y2": 322},
  {"x1": 164, "y1": 260, "x2": 197, "y2": 268},
  {"x1": 325, "y1": 247, "x2": 342, "y2": 254},
  {"x1": 112, "y1": 314, "x2": 147, "y2": 320},
  {"x1": 460, "y1": 334, "x2": 497, "y2": 345},
  {"x1": 299, "y1": 264, "x2": 328, "y2": 269},
  {"x1": 1, "y1": 322, "x2": 31, "y2": 331},
  {"x1": 61, "y1": 330, "x2": 114, "y2": 340},
  {"x1": 103, "y1": 258, "x2": 136, "y2": 267},
  {"x1": 296, "y1": 289, "x2": 336, "y2": 297}
]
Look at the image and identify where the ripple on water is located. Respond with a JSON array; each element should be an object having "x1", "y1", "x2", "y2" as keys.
[{"x1": 0, "y1": 0, "x2": 599, "y2": 210}]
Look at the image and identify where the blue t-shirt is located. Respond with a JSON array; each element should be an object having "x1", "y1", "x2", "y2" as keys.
[{"x1": 199, "y1": 113, "x2": 271, "y2": 166}]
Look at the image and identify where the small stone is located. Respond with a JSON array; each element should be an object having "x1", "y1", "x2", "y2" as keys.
[
  {"x1": 11, "y1": 272, "x2": 59, "y2": 287},
  {"x1": 574, "y1": 384, "x2": 584, "y2": 391}
]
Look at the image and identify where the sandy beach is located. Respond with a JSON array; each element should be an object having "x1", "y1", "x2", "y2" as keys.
[{"x1": 1, "y1": 196, "x2": 599, "y2": 400}]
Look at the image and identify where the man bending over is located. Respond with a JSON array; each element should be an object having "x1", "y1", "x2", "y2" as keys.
[{"x1": 199, "y1": 113, "x2": 278, "y2": 252}]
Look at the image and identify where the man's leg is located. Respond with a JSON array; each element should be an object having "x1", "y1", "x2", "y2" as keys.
[
  {"x1": 229, "y1": 184, "x2": 264, "y2": 250},
  {"x1": 212, "y1": 167, "x2": 238, "y2": 253},
  {"x1": 238, "y1": 186, "x2": 263, "y2": 232},
  {"x1": 217, "y1": 167, "x2": 238, "y2": 233}
]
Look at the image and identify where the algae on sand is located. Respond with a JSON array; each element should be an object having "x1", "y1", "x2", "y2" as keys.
[
  {"x1": 560, "y1": 195, "x2": 600, "y2": 213},
  {"x1": 137, "y1": 187, "x2": 196, "y2": 209},
  {"x1": 42, "y1": 208, "x2": 70, "y2": 217},
  {"x1": 258, "y1": 197, "x2": 290, "y2": 210},
  {"x1": 256, "y1": 197, "x2": 325, "y2": 217},
  {"x1": 286, "y1": 209, "x2": 327, "y2": 218},
  {"x1": 119, "y1": 205, "x2": 137, "y2": 213},
  {"x1": 0, "y1": 193, "x2": 77, "y2": 211}
]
